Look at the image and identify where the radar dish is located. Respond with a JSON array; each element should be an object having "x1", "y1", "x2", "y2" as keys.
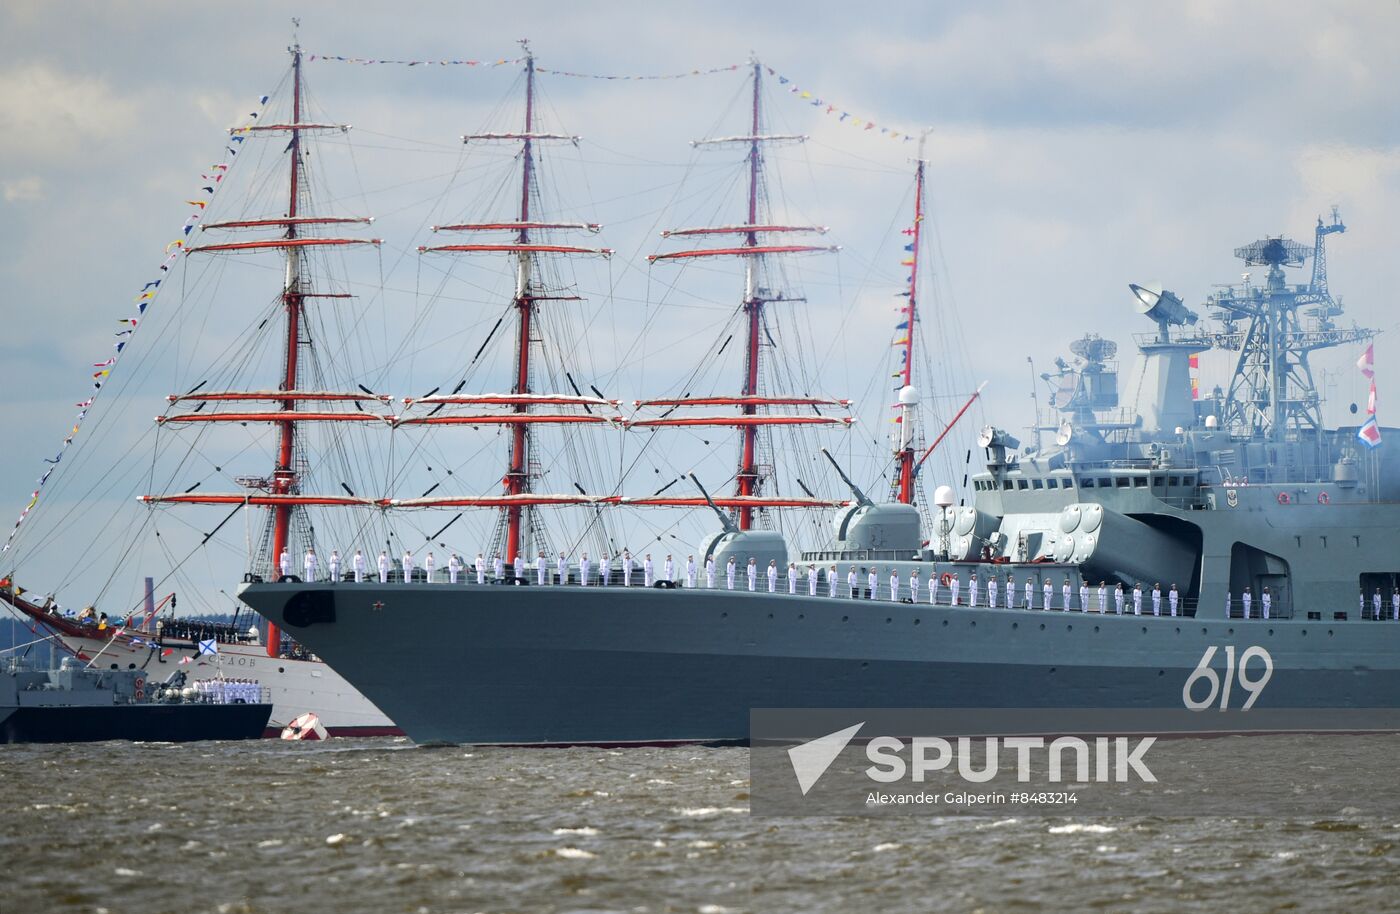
[
  {"x1": 1069, "y1": 334, "x2": 1117, "y2": 363},
  {"x1": 1233, "y1": 236, "x2": 1308, "y2": 268},
  {"x1": 1054, "y1": 421, "x2": 1073, "y2": 447}
]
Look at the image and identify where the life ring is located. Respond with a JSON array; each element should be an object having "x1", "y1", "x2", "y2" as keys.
[
  {"x1": 1317, "y1": 491, "x2": 1330, "y2": 505},
  {"x1": 939, "y1": 572, "x2": 954, "y2": 587},
  {"x1": 133, "y1": 677, "x2": 145, "y2": 701},
  {"x1": 1276, "y1": 492, "x2": 1291, "y2": 505}
]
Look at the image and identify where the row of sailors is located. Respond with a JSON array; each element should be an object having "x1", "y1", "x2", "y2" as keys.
[
  {"x1": 1361, "y1": 589, "x2": 1400, "y2": 621},
  {"x1": 192, "y1": 678, "x2": 262, "y2": 704}
]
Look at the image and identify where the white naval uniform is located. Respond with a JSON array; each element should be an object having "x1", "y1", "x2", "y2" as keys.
[
  {"x1": 304, "y1": 552, "x2": 319, "y2": 582},
  {"x1": 1393, "y1": 593, "x2": 1399, "y2": 621},
  {"x1": 1097, "y1": 586, "x2": 1107, "y2": 613},
  {"x1": 747, "y1": 563, "x2": 758, "y2": 592},
  {"x1": 558, "y1": 554, "x2": 567, "y2": 585},
  {"x1": 909, "y1": 575, "x2": 920, "y2": 604},
  {"x1": 599, "y1": 555, "x2": 610, "y2": 586},
  {"x1": 706, "y1": 559, "x2": 716, "y2": 589},
  {"x1": 1024, "y1": 581, "x2": 1035, "y2": 610},
  {"x1": 378, "y1": 553, "x2": 390, "y2": 583},
  {"x1": 403, "y1": 553, "x2": 415, "y2": 584},
  {"x1": 969, "y1": 578, "x2": 980, "y2": 607},
  {"x1": 476, "y1": 556, "x2": 486, "y2": 584},
  {"x1": 1151, "y1": 589, "x2": 1161, "y2": 616},
  {"x1": 536, "y1": 555, "x2": 547, "y2": 586},
  {"x1": 889, "y1": 572, "x2": 900, "y2": 602},
  {"x1": 493, "y1": 556, "x2": 504, "y2": 580},
  {"x1": 686, "y1": 558, "x2": 697, "y2": 588},
  {"x1": 1006, "y1": 582, "x2": 1014, "y2": 609},
  {"x1": 828, "y1": 568, "x2": 838, "y2": 598},
  {"x1": 1114, "y1": 589, "x2": 1124, "y2": 615},
  {"x1": 808, "y1": 569, "x2": 819, "y2": 597},
  {"x1": 424, "y1": 554, "x2": 435, "y2": 583},
  {"x1": 1132, "y1": 588, "x2": 1142, "y2": 615},
  {"x1": 788, "y1": 566, "x2": 798, "y2": 594},
  {"x1": 949, "y1": 578, "x2": 961, "y2": 606},
  {"x1": 352, "y1": 552, "x2": 366, "y2": 583},
  {"x1": 1044, "y1": 582, "x2": 1054, "y2": 611},
  {"x1": 1079, "y1": 585, "x2": 1089, "y2": 613},
  {"x1": 1168, "y1": 589, "x2": 1179, "y2": 616},
  {"x1": 328, "y1": 553, "x2": 340, "y2": 583},
  {"x1": 987, "y1": 579, "x2": 998, "y2": 609},
  {"x1": 1373, "y1": 593, "x2": 1382, "y2": 620},
  {"x1": 643, "y1": 557, "x2": 654, "y2": 587},
  {"x1": 279, "y1": 551, "x2": 292, "y2": 579},
  {"x1": 1063, "y1": 584, "x2": 1073, "y2": 612},
  {"x1": 623, "y1": 554, "x2": 634, "y2": 586},
  {"x1": 663, "y1": 558, "x2": 674, "y2": 584},
  {"x1": 579, "y1": 556, "x2": 591, "y2": 585},
  {"x1": 1242, "y1": 592, "x2": 1253, "y2": 619},
  {"x1": 512, "y1": 556, "x2": 524, "y2": 581},
  {"x1": 867, "y1": 570, "x2": 879, "y2": 599},
  {"x1": 725, "y1": 560, "x2": 736, "y2": 590},
  {"x1": 448, "y1": 555, "x2": 461, "y2": 584},
  {"x1": 1261, "y1": 592, "x2": 1271, "y2": 620},
  {"x1": 767, "y1": 564, "x2": 778, "y2": 593}
]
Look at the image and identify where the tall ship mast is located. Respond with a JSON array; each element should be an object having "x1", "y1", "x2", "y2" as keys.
[
  {"x1": 408, "y1": 40, "x2": 617, "y2": 565},
  {"x1": 634, "y1": 58, "x2": 850, "y2": 562}
]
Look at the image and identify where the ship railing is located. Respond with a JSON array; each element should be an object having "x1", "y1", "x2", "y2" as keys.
[{"x1": 1223, "y1": 599, "x2": 1293, "y2": 620}]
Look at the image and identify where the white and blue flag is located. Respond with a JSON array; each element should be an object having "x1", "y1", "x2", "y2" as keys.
[{"x1": 197, "y1": 638, "x2": 219, "y2": 656}]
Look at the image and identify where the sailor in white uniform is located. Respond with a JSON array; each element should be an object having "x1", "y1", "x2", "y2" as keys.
[
  {"x1": 353, "y1": 549, "x2": 367, "y2": 583},
  {"x1": 328, "y1": 550, "x2": 341, "y2": 584},
  {"x1": 726, "y1": 557, "x2": 737, "y2": 590},
  {"x1": 889, "y1": 568, "x2": 900, "y2": 602},
  {"x1": 402, "y1": 551, "x2": 415, "y2": 584},
  {"x1": 511, "y1": 554, "x2": 524, "y2": 581},
  {"x1": 1005, "y1": 578, "x2": 1015, "y2": 609},
  {"x1": 1024, "y1": 578, "x2": 1035, "y2": 610},
  {"x1": 378, "y1": 551, "x2": 390, "y2": 583},
  {"x1": 476, "y1": 553, "x2": 486, "y2": 584},
  {"x1": 1261, "y1": 586, "x2": 1272, "y2": 620},
  {"x1": 1114, "y1": 584, "x2": 1125, "y2": 615},
  {"x1": 643, "y1": 554, "x2": 655, "y2": 587},
  {"x1": 1044, "y1": 580, "x2": 1055, "y2": 611},
  {"x1": 424, "y1": 552, "x2": 436, "y2": 583},
  {"x1": 787, "y1": 562, "x2": 798, "y2": 594},
  {"x1": 706, "y1": 556, "x2": 717, "y2": 589},
  {"x1": 1131, "y1": 584, "x2": 1142, "y2": 615},
  {"x1": 686, "y1": 555, "x2": 697, "y2": 588},
  {"x1": 1393, "y1": 588, "x2": 1400, "y2": 622},
  {"x1": 579, "y1": 553, "x2": 591, "y2": 586},
  {"x1": 828, "y1": 565, "x2": 839, "y2": 598},
  {"x1": 862, "y1": 567, "x2": 875, "y2": 600},
  {"x1": 987, "y1": 577, "x2": 998, "y2": 610},
  {"x1": 303, "y1": 549, "x2": 319, "y2": 582},
  {"x1": 847, "y1": 566, "x2": 859, "y2": 598},
  {"x1": 622, "y1": 551, "x2": 634, "y2": 586},
  {"x1": 1373, "y1": 588, "x2": 1383, "y2": 621},
  {"x1": 663, "y1": 555, "x2": 674, "y2": 584},
  {"x1": 448, "y1": 553, "x2": 461, "y2": 584},
  {"x1": 968, "y1": 573, "x2": 980, "y2": 607},
  {"x1": 536, "y1": 552, "x2": 548, "y2": 586},
  {"x1": 557, "y1": 552, "x2": 568, "y2": 585},
  {"x1": 909, "y1": 570, "x2": 921, "y2": 604},
  {"x1": 1063, "y1": 580, "x2": 1073, "y2": 612},
  {"x1": 949, "y1": 575, "x2": 961, "y2": 607},
  {"x1": 1151, "y1": 583, "x2": 1161, "y2": 616},
  {"x1": 1079, "y1": 582, "x2": 1089, "y2": 613},
  {"x1": 1168, "y1": 584, "x2": 1179, "y2": 617},
  {"x1": 493, "y1": 553, "x2": 504, "y2": 580},
  {"x1": 1241, "y1": 587, "x2": 1253, "y2": 619},
  {"x1": 599, "y1": 552, "x2": 610, "y2": 586},
  {"x1": 747, "y1": 558, "x2": 758, "y2": 592},
  {"x1": 808, "y1": 564, "x2": 819, "y2": 596},
  {"x1": 767, "y1": 560, "x2": 779, "y2": 593},
  {"x1": 1097, "y1": 582, "x2": 1108, "y2": 614}
]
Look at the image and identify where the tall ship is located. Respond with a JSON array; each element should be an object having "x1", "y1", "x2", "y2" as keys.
[{"x1": 237, "y1": 56, "x2": 1399, "y2": 745}]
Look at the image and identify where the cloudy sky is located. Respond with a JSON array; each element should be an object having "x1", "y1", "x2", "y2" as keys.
[{"x1": 2, "y1": 1, "x2": 1397, "y2": 610}]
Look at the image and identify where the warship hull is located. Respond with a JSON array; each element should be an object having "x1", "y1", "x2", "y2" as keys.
[
  {"x1": 238, "y1": 581, "x2": 1400, "y2": 745},
  {"x1": 0, "y1": 702, "x2": 272, "y2": 744}
]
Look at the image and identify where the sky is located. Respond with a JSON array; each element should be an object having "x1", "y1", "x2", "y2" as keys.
[{"x1": 2, "y1": 0, "x2": 1398, "y2": 613}]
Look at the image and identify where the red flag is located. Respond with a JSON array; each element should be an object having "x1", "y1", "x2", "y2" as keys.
[
  {"x1": 1358, "y1": 343, "x2": 1375, "y2": 379},
  {"x1": 1368, "y1": 380, "x2": 1377, "y2": 416}
]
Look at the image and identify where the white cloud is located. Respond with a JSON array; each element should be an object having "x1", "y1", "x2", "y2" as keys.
[
  {"x1": 2, "y1": 176, "x2": 43, "y2": 202},
  {"x1": 0, "y1": 64, "x2": 141, "y2": 164}
]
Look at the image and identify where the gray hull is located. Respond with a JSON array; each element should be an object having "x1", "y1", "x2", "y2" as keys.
[{"x1": 238, "y1": 581, "x2": 1400, "y2": 745}]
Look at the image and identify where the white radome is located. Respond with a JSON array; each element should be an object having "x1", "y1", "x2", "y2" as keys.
[
  {"x1": 933, "y1": 485, "x2": 956, "y2": 508},
  {"x1": 898, "y1": 385, "x2": 920, "y2": 406}
]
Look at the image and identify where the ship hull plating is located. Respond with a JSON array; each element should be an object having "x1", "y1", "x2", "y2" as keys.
[{"x1": 239, "y1": 582, "x2": 1400, "y2": 745}]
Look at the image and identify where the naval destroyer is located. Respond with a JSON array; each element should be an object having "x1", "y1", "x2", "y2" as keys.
[{"x1": 235, "y1": 54, "x2": 1399, "y2": 744}]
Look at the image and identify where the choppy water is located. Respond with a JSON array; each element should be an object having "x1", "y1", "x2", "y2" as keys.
[{"x1": 4, "y1": 738, "x2": 1400, "y2": 913}]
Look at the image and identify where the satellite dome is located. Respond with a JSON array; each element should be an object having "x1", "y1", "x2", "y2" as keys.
[
  {"x1": 898, "y1": 385, "x2": 920, "y2": 406},
  {"x1": 933, "y1": 485, "x2": 955, "y2": 508}
]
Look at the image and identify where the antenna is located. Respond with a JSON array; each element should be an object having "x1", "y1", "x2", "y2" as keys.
[
  {"x1": 1027, "y1": 356, "x2": 1041, "y2": 453},
  {"x1": 819, "y1": 448, "x2": 872, "y2": 507}
]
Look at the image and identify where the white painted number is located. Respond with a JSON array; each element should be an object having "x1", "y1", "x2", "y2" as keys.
[{"x1": 1182, "y1": 645, "x2": 1273, "y2": 711}]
